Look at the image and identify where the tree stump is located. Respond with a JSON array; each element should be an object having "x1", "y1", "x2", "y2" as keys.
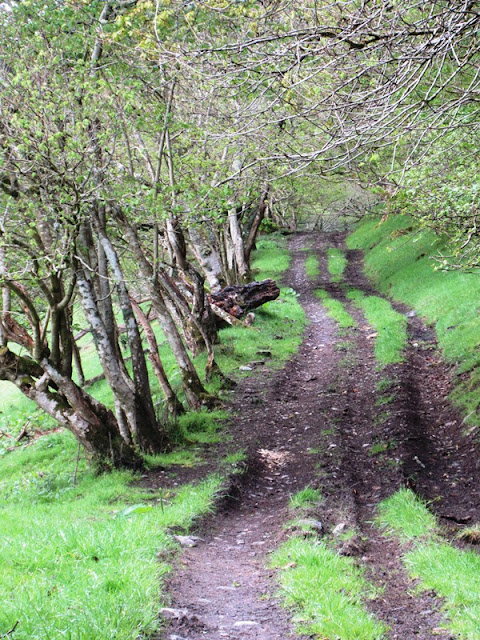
[{"x1": 208, "y1": 279, "x2": 280, "y2": 322}]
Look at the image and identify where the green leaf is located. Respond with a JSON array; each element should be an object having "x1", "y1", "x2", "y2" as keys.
[{"x1": 117, "y1": 504, "x2": 153, "y2": 518}]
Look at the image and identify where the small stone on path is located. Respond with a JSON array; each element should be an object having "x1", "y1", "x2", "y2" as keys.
[
  {"x1": 174, "y1": 535, "x2": 203, "y2": 547},
  {"x1": 160, "y1": 607, "x2": 190, "y2": 620}
]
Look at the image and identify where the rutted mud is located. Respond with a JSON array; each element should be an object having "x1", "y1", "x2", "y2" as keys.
[{"x1": 160, "y1": 232, "x2": 480, "y2": 640}]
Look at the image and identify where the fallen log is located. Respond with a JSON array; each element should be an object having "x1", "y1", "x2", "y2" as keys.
[{"x1": 208, "y1": 279, "x2": 280, "y2": 320}]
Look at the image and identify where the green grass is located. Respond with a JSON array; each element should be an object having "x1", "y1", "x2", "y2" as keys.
[
  {"x1": 315, "y1": 289, "x2": 357, "y2": 329},
  {"x1": 0, "y1": 429, "x2": 223, "y2": 639},
  {"x1": 347, "y1": 215, "x2": 480, "y2": 425},
  {"x1": 271, "y1": 538, "x2": 387, "y2": 640},
  {"x1": 347, "y1": 289, "x2": 407, "y2": 365},
  {"x1": 376, "y1": 376, "x2": 395, "y2": 393},
  {"x1": 377, "y1": 488, "x2": 437, "y2": 541},
  {"x1": 405, "y1": 544, "x2": 480, "y2": 640},
  {"x1": 305, "y1": 253, "x2": 320, "y2": 278},
  {"x1": 327, "y1": 247, "x2": 348, "y2": 282},
  {"x1": 272, "y1": 485, "x2": 387, "y2": 640},
  {"x1": 374, "y1": 393, "x2": 395, "y2": 407},
  {"x1": 378, "y1": 489, "x2": 480, "y2": 640},
  {"x1": 289, "y1": 487, "x2": 322, "y2": 510},
  {"x1": 251, "y1": 235, "x2": 291, "y2": 277},
  {"x1": 368, "y1": 440, "x2": 395, "y2": 456}
]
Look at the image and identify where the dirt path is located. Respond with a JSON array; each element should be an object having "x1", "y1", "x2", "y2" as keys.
[{"x1": 161, "y1": 232, "x2": 480, "y2": 640}]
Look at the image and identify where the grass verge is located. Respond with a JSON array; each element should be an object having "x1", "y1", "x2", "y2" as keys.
[
  {"x1": 378, "y1": 488, "x2": 480, "y2": 640},
  {"x1": 327, "y1": 247, "x2": 348, "y2": 282},
  {"x1": 271, "y1": 488, "x2": 387, "y2": 640},
  {"x1": 347, "y1": 215, "x2": 480, "y2": 426},
  {"x1": 347, "y1": 289, "x2": 407, "y2": 365},
  {"x1": 305, "y1": 253, "x2": 320, "y2": 278},
  {"x1": 315, "y1": 289, "x2": 357, "y2": 329},
  {"x1": 0, "y1": 434, "x2": 223, "y2": 639}
]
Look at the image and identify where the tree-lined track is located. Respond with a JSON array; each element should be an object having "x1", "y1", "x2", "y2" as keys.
[{"x1": 162, "y1": 233, "x2": 480, "y2": 640}]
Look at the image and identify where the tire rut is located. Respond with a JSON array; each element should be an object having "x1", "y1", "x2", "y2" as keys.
[{"x1": 161, "y1": 231, "x2": 480, "y2": 640}]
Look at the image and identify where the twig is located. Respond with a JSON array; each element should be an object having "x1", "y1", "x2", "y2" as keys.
[
  {"x1": 1, "y1": 621, "x2": 19, "y2": 638},
  {"x1": 16, "y1": 420, "x2": 31, "y2": 442},
  {"x1": 73, "y1": 442, "x2": 81, "y2": 487}
]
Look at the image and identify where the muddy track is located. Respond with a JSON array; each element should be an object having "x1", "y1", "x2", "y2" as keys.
[{"x1": 160, "y1": 232, "x2": 480, "y2": 640}]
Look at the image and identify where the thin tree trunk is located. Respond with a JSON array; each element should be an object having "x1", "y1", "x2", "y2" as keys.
[
  {"x1": 0, "y1": 241, "x2": 9, "y2": 348},
  {"x1": 72, "y1": 338, "x2": 86, "y2": 387},
  {"x1": 245, "y1": 183, "x2": 269, "y2": 263},
  {"x1": 130, "y1": 298, "x2": 184, "y2": 416},
  {"x1": 116, "y1": 213, "x2": 216, "y2": 409},
  {"x1": 94, "y1": 216, "x2": 167, "y2": 451},
  {"x1": 228, "y1": 205, "x2": 249, "y2": 282},
  {"x1": 97, "y1": 207, "x2": 119, "y2": 355}
]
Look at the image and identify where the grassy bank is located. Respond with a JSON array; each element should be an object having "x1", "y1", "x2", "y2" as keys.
[
  {"x1": 347, "y1": 216, "x2": 480, "y2": 426},
  {"x1": 378, "y1": 489, "x2": 480, "y2": 640}
]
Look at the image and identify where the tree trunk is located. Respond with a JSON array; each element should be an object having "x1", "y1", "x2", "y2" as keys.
[
  {"x1": 0, "y1": 347, "x2": 141, "y2": 469},
  {"x1": 94, "y1": 218, "x2": 168, "y2": 452},
  {"x1": 188, "y1": 225, "x2": 226, "y2": 291},
  {"x1": 115, "y1": 212, "x2": 217, "y2": 409},
  {"x1": 97, "y1": 207, "x2": 120, "y2": 356},
  {"x1": 245, "y1": 184, "x2": 269, "y2": 263},
  {"x1": 130, "y1": 298, "x2": 184, "y2": 417},
  {"x1": 208, "y1": 279, "x2": 280, "y2": 318},
  {"x1": 228, "y1": 205, "x2": 249, "y2": 282},
  {"x1": 72, "y1": 338, "x2": 86, "y2": 387},
  {"x1": 0, "y1": 241, "x2": 9, "y2": 348}
]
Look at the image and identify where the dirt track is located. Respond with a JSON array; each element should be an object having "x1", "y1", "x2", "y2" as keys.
[{"x1": 160, "y1": 232, "x2": 480, "y2": 640}]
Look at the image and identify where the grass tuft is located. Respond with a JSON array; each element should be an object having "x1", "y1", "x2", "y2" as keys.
[
  {"x1": 327, "y1": 247, "x2": 348, "y2": 282},
  {"x1": 377, "y1": 488, "x2": 437, "y2": 541},
  {"x1": 289, "y1": 487, "x2": 322, "y2": 510},
  {"x1": 405, "y1": 543, "x2": 480, "y2": 640},
  {"x1": 271, "y1": 538, "x2": 387, "y2": 640},
  {"x1": 347, "y1": 289, "x2": 407, "y2": 365},
  {"x1": 273, "y1": 485, "x2": 387, "y2": 640},
  {"x1": 379, "y1": 489, "x2": 480, "y2": 640},
  {"x1": 315, "y1": 289, "x2": 357, "y2": 328},
  {"x1": 456, "y1": 524, "x2": 480, "y2": 545},
  {"x1": 305, "y1": 253, "x2": 320, "y2": 278}
]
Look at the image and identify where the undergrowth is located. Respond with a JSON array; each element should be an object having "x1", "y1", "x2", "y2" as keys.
[
  {"x1": 378, "y1": 489, "x2": 480, "y2": 640},
  {"x1": 347, "y1": 215, "x2": 480, "y2": 426}
]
